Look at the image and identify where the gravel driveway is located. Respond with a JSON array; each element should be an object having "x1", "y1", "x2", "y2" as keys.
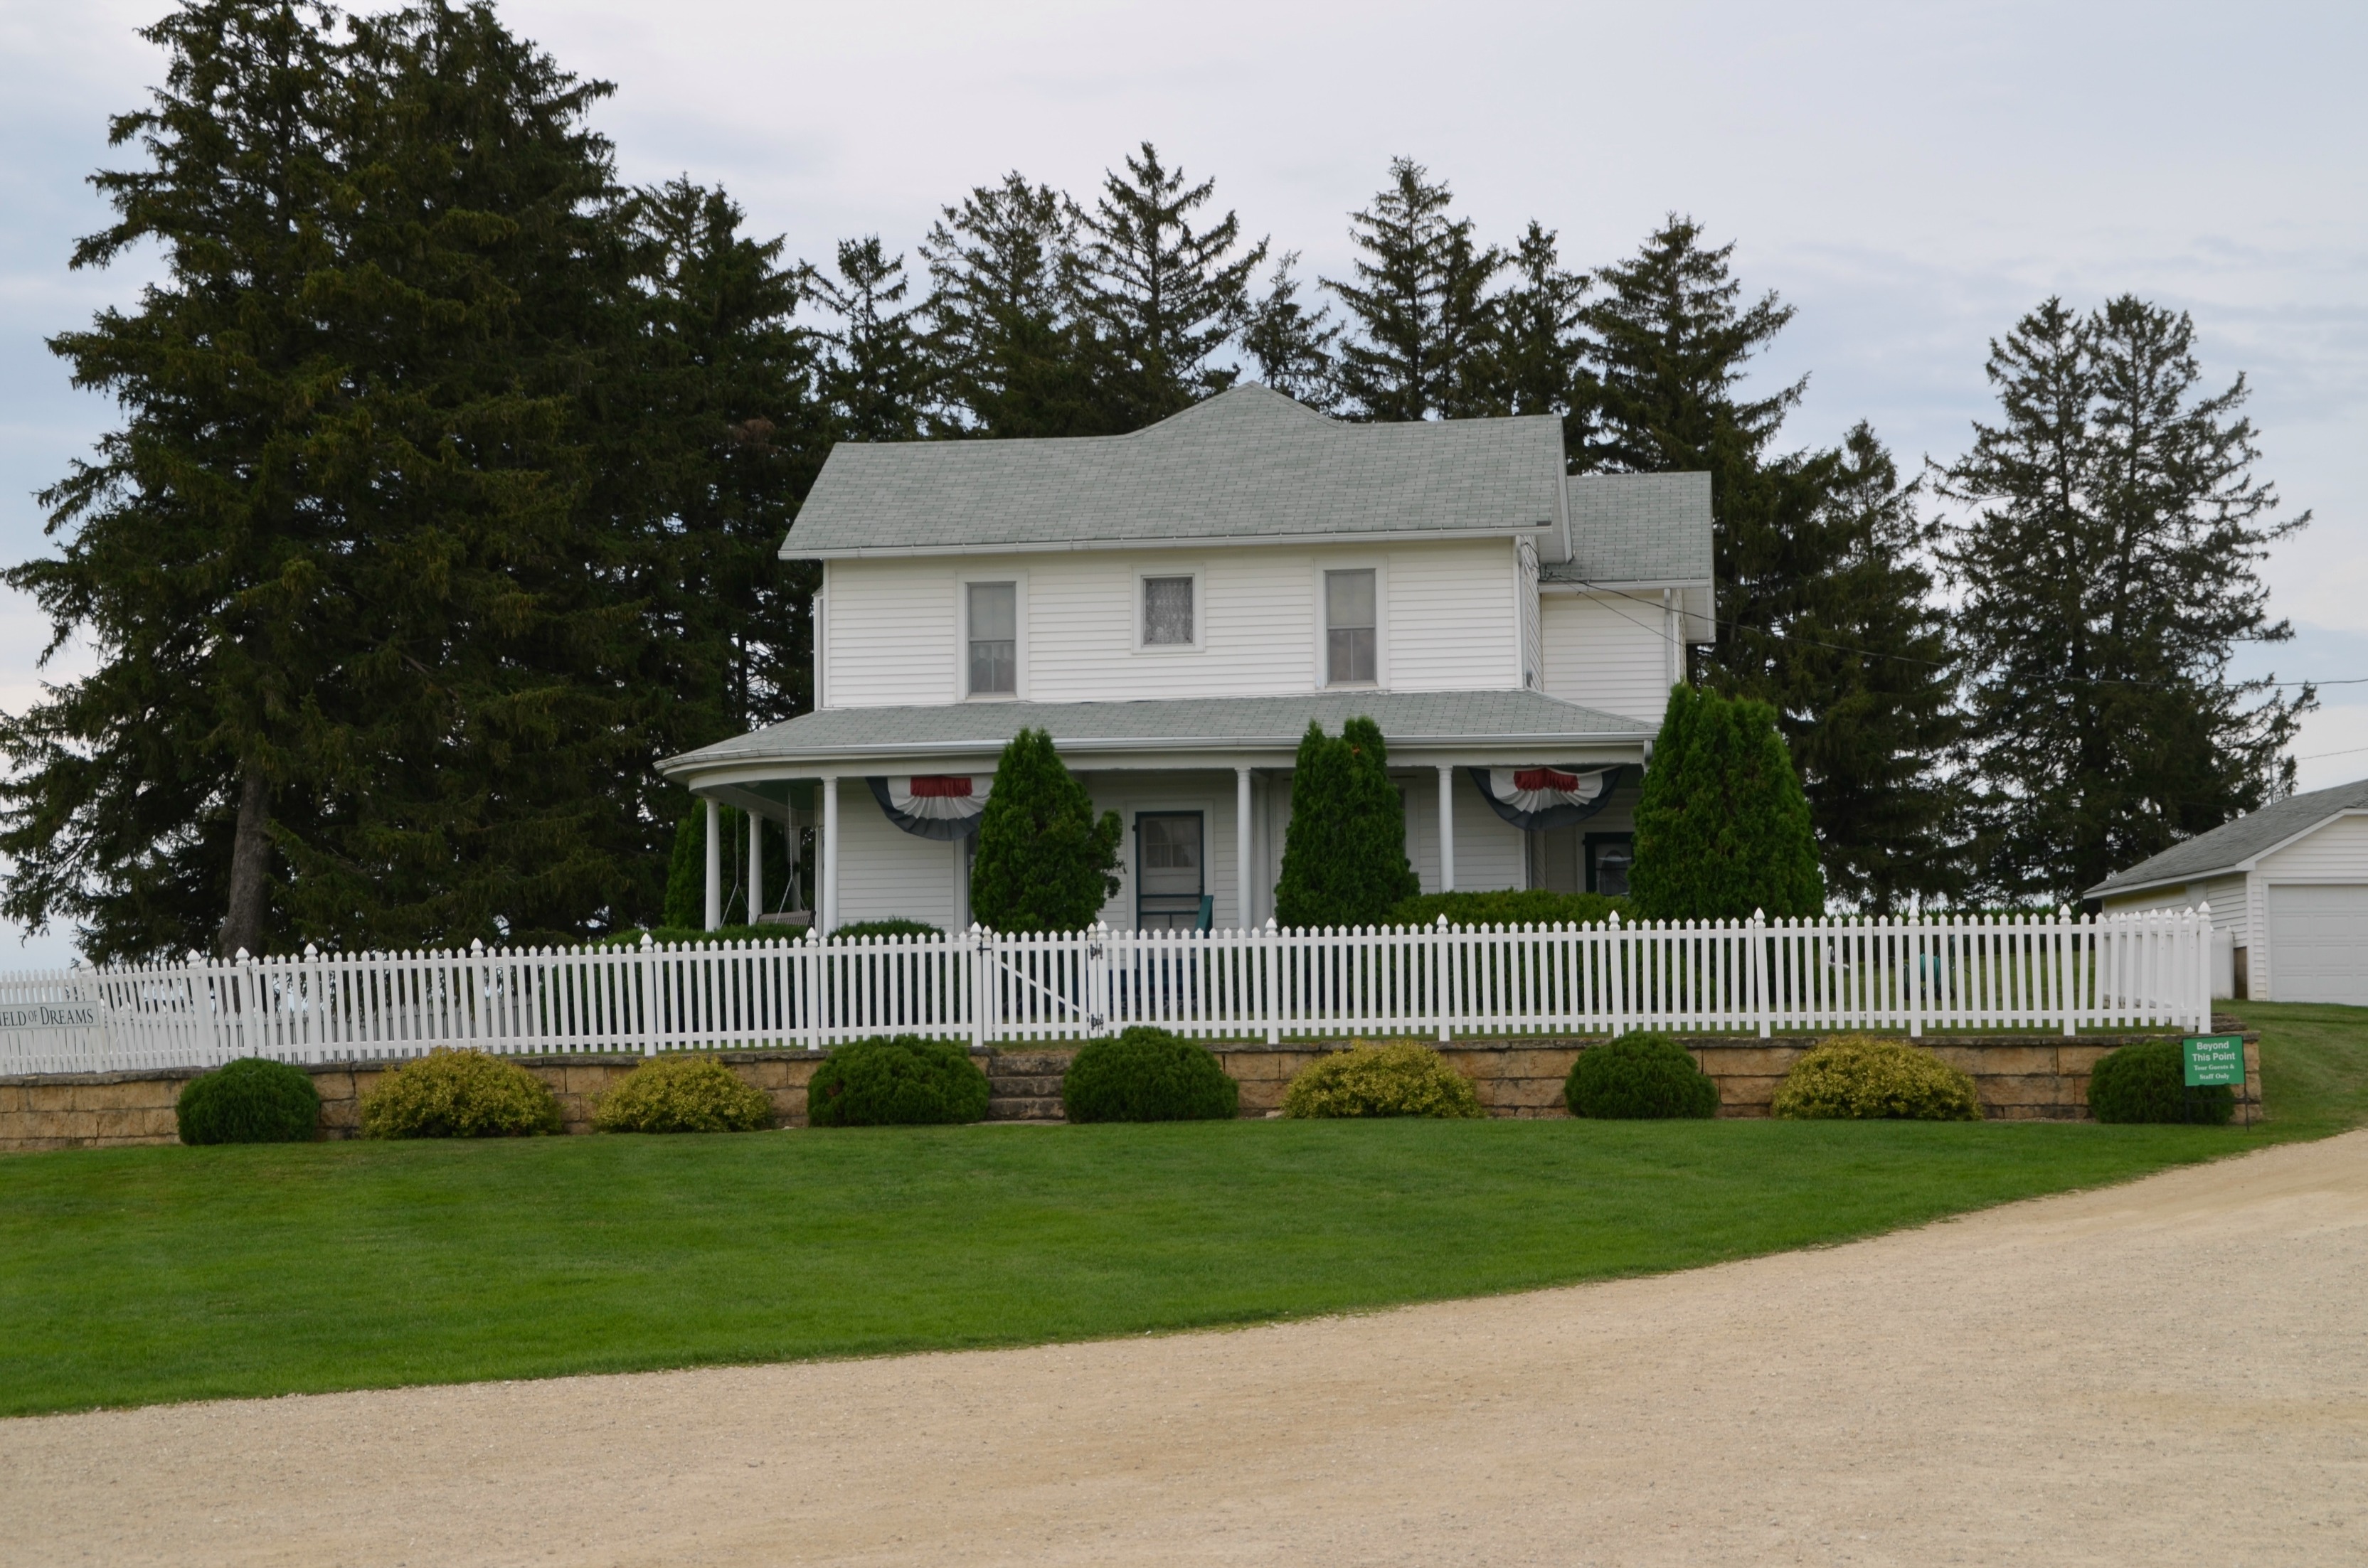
[{"x1": 6, "y1": 1129, "x2": 2363, "y2": 1567}]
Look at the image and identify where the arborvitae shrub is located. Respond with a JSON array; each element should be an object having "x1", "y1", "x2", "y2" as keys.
[
  {"x1": 175, "y1": 1057, "x2": 320, "y2": 1144},
  {"x1": 1392, "y1": 890, "x2": 1628, "y2": 928},
  {"x1": 359, "y1": 1049, "x2": 564, "y2": 1138},
  {"x1": 593, "y1": 1056, "x2": 775, "y2": 1133},
  {"x1": 1062, "y1": 1027, "x2": 1240, "y2": 1123},
  {"x1": 2086, "y1": 1039, "x2": 2234, "y2": 1125},
  {"x1": 1275, "y1": 718, "x2": 1420, "y2": 929},
  {"x1": 970, "y1": 728, "x2": 1122, "y2": 932},
  {"x1": 1770, "y1": 1035, "x2": 1981, "y2": 1121},
  {"x1": 1630, "y1": 683, "x2": 1824, "y2": 923},
  {"x1": 1281, "y1": 1041, "x2": 1484, "y2": 1119},
  {"x1": 805, "y1": 1035, "x2": 990, "y2": 1127},
  {"x1": 1565, "y1": 1033, "x2": 1719, "y2": 1119}
]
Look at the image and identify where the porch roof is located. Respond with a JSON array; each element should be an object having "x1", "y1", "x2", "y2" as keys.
[{"x1": 662, "y1": 690, "x2": 1654, "y2": 792}]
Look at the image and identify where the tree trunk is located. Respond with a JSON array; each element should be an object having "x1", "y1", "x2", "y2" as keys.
[{"x1": 219, "y1": 768, "x2": 273, "y2": 958}]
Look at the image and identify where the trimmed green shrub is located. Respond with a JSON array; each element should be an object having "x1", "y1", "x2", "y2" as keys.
[
  {"x1": 970, "y1": 727, "x2": 1122, "y2": 932},
  {"x1": 806, "y1": 1035, "x2": 990, "y2": 1127},
  {"x1": 1565, "y1": 1033, "x2": 1719, "y2": 1119},
  {"x1": 359, "y1": 1049, "x2": 564, "y2": 1138},
  {"x1": 1275, "y1": 716, "x2": 1421, "y2": 929},
  {"x1": 1630, "y1": 683, "x2": 1823, "y2": 923},
  {"x1": 2086, "y1": 1039, "x2": 2235, "y2": 1125},
  {"x1": 175, "y1": 1057, "x2": 321, "y2": 1145},
  {"x1": 1391, "y1": 890, "x2": 1628, "y2": 929},
  {"x1": 1062, "y1": 1027, "x2": 1240, "y2": 1123},
  {"x1": 1281, "y1": 1041, "x2": 1484, "y2": 1119},
  {"x1": 592, "y1": 1056, "x2": 775, "y2": 1133},
  {"x1": 1771, "y1": 1035, "x2": 1982, "y2": 1121},
  {"x1": 830, "y1": 919, "x2": 942, "y2": 942}
]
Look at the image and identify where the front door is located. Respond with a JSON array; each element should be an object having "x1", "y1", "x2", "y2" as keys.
[{"x1": 1135, "y1": 811, "x2": 1205, "y2": 930}]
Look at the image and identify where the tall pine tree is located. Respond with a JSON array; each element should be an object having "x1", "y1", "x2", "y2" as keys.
[
  {"x1": 1072, "y1": 142, "x2": 1264, "y2": 427},
  {"x1": 920, "y1": 172, "x2": 1108, "y2": 437},
  {"x1": 1579, "y1": 217, "x2": 1961, "y2": 908},
  {"x1": 1468, "y1": 220, "x2": 1588, "y2": 423},
  {"x1": 1937, "y1": 297, "x2": 2310, "y2": 903},
  {"x1": 810, "y1": 235, "x2": 930, "y2": 443},
  {"x1": 1241, "y1": 250, "x2": 1340, "y2": 411},
  {"x1": 1324, "y1": 159, "x2": 1503, "y2": 421}
]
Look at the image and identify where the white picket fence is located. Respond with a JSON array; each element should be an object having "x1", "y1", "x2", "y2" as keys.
[{"x1": 0, "y1": 907, "x2": 2213, "y2": 1077}]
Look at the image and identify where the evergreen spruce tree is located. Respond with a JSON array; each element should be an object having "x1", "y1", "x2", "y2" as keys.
[
  {"x1": 1936, "y1": 297, "x2": 2310, "y2": 902},
  {"x1": 969, "y1": 728, "x2": 1122, "y2": 932},
  {"x1": 1630, "y1": 684, "x2": 1823, "y2": 923},
  {"x1": 810, "y1": 235, "x2": 931, "y2": 443},
  {"x1": 920, "y1": 173, "x2": 1109, "y2": 437},
  {"x1": 1072, "y1": 142, "x2": 1264, "y2": 426},
  {"x1": 0, "y1": 0, "x2": 346, "y2": 960},
  {"x1": 1241, "y1": 252, "x2": 1340, "y2": 411},
  {"x1": 1581, "y1": 218, "x2": 1962, "y2": 907},
  {"x1": 1468, "y1": 220, "x2": 1588, "y2": 421},
  {"x1": 1324, "y1": 159, "x2": 1504, "y2": 421},
  {"x1": 1274, "y1": 718, "x2": 1418, "y2": 927}
]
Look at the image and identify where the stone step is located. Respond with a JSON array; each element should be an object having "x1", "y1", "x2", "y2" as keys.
[
  {"x1": 988, "y1": 1073, "x2": 1066, "y2": 1098},
  {"x1": 989, "y1": 1051, "x2": 1076, "y2": 1077},
  {"x1": 988, "y1": 1094, "x2": 1064, "y2": 1122}
]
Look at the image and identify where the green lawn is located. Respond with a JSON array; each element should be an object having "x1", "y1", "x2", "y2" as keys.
[{"x1": 4, "y1": 1001, "x2": 2362, "y2": 1417}]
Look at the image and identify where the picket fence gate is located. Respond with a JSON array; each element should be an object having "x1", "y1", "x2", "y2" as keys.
[{"x1": 0, "y1": 907, "x2": 2214, "y2": 1078}]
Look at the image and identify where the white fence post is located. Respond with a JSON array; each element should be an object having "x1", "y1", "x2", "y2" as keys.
[{"x1": 1750, "y1": 909, "x2": 1768, "y2": 1040}]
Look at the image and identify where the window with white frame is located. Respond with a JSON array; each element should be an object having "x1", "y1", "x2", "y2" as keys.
[
  {"x1": 1142, "y1": 574, "x2": 1195, "y2": 647},
  {"x1": 967, "y1": 580, "x2": 1016, "y2": 696},
  {"x1": 1324, "y1": 567, "x2": 1376, "y2": 686}
]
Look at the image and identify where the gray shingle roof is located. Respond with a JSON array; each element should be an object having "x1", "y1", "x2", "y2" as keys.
[
  {"x1": 1542, "y1": 472, "x2": 1714, "y2": 586},
  {"x1": 782, "y1": 385, "x2": 1566, "y2": 558},
  {"x1": 664, "y1": 690, "x2": 1653, "y2": 777},
  {"x1": 2084, "y1": 777, "x2": 2368, "y2": 897}
]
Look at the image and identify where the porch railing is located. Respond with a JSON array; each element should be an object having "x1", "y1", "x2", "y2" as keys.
[{"x1": 0, "y1": 907, "x2": 2214, "y2": 1078}]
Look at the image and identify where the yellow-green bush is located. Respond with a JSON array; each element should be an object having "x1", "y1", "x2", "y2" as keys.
[
  {"x1": 1770, "y1": 1035, "x2": 1982, "y2": 1121},
  {"x1": 359, "y1": 1049, "x2": 563, "y2": 1138},
  {"x1": 592, "y1": 1056, "x2": 774, "y2": 1134},
  {"x1": 1280, "y1": 1041, "x2": 1484, "y2": 1119}
]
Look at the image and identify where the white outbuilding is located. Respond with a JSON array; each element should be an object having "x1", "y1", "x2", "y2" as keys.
[{"x1": 2084, "y1": 777, "x2": 2368, "y2": 1004}]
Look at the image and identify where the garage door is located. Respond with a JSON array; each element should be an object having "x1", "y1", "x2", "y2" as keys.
[{"x1": 2267, "y1": 884, "x2": 2368, "y2": 1005}]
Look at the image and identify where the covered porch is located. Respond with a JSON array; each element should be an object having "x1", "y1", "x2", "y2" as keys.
[{"x1": 659, "y1": 690, "x2": 1655, "y2": 934}]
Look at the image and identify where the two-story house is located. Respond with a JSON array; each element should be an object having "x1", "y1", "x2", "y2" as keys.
[{"x1": 659, "y1": 385, "x2": 1714, "y2": 933}]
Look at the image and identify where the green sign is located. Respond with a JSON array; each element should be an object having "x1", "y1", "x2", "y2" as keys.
[{"x1": 2183, "y1": 1035, "x2": 2245, "y2": 1088}]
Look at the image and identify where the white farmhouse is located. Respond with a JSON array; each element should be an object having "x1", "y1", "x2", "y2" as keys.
[
  {"x1": 2085, "y1": 776, "x2": 2368, "y2": 1005},
  {"x1": 660, "y1": 385, "x2": 1712, "y2": 933}
]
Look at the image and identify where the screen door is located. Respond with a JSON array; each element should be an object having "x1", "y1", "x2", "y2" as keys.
[{"x1": 1135, "y1": 811, "x2": 1205, "y2": 929}]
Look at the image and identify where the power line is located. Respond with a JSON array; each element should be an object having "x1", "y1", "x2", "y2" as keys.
[
  {"x1": 1559, "y1": 577, "x2": 2358, "y2": 694},
  {"x1": 2295, "y1": 742, "x2": 2368, "y2": 763}
]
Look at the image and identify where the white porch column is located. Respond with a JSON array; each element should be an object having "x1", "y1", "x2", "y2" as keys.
[
  {"x1": 819, "y1": 774, "x2": 841, "y2": 936},
  {"x1": 1436, "y1": 766, "x2": 1456, "y2": 893},
  {"x1": 703, "y1": 797, "x2": 722, "y2": 931},
  {"x1": 1236, "y1": 767, "x2": 1253, "y2": 930},
  {"x1": 785, "y1": 809, "x2": 804, "y2": 912},
  {"x1": 747, "y1": 807, "x2": 764, "y2": 924}
]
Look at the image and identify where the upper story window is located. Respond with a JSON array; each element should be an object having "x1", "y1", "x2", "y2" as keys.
[
  {"x1": 967, "y1": 580, "x2": 1016, "y2": 696},
  {"x1": 1324, "y1": 567, "x2": 1376, "y2": 686},
  {"x1": 1142, "y1": 574, "x2": 1195, "y2": 648}
]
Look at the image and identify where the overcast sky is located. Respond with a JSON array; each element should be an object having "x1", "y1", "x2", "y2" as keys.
[{"x1": 1, "y1": 0, "x2": 2362, "y2": 961}]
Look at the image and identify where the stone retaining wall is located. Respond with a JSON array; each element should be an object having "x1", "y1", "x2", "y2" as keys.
[{"x1": 0, "y1": 1028, "x2": 2261, "y2": 1152}]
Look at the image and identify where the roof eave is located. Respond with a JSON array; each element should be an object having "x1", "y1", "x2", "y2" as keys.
[
  {"x1": 781, "y1": 523, "x2": 1557, "y2": 562},
  {"x1": 2085, "y1": 807, "x2": 2368, "y2": 899},
  {"x1": 661, "y1": 727, "x2": 1653, "y2": 779}
]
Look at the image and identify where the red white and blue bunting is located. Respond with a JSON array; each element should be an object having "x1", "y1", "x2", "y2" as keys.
[
  {"x1": 1467, "y1": 765, "x2": 1627, "y2": 832},
  {"x1": 866, "y1": 775, "x2": 992, "y2": 841}
]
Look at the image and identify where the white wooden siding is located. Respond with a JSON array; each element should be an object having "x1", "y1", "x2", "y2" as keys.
[
  {"x1": 823, "y1": 562, "x2": 957, "y2": 707},
  {"x1": 832, "y1": 777, "x2": 961, "y2": 927},
  {"x1": 822, "y1": 542, "x2": 1520, "y2": 707},
  {"x1": 2101, "y1": 873, "x2": 2246, "y2": 928},
  {"x1": 1539, "y1": 594, "x2": 1672, "y2": 724}
]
